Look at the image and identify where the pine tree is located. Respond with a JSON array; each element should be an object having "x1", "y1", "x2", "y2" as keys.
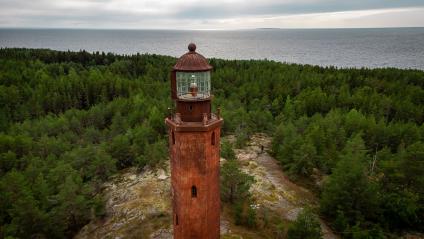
[
  {"x1": 320, "y1": 134, "x2": 379, "y2": 231},
  {"x1": 287, "y1": 208, "x2": 322, "y2": 239},
  {"x1": 220, "y1": 160, "x2": 255, "y2": 204}
]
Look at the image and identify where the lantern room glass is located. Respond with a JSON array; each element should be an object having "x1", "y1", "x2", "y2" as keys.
[{"x1": 176, "y1": 71, "x2": 210, "y2": 99}]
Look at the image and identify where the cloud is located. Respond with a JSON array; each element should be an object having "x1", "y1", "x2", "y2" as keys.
[
  {"x1": 215, "y1": 7, "x2": 424, "y2": 29},
  {"x1": 0, "y1": 0, "x2": 423, "y2": 29},
  {"x1": 173, "y1": 0, "x2": 424, "y2": 19}
]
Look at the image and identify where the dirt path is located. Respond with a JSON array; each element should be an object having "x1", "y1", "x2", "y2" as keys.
[{"x1": 234, "y1": 134, "x2": 338, "y2": 239}]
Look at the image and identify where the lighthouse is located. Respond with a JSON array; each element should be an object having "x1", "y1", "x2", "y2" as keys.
[{"x1": 165, "y1": 43, "x2": 223, "y2": 239}]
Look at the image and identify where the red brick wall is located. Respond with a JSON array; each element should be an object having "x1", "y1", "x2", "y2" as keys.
[{"x1": 169, "y1": 126, "x2": 221, "y2": 239}]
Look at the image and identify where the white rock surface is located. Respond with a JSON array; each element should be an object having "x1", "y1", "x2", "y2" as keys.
[
  {"x1": 235, "y1": 133, "x2": 338, "y2": 239},
  {"x1": 76, "y1": 134, "x2": 338, "y2": 239}
]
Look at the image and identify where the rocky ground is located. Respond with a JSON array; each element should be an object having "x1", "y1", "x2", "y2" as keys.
[
  {"x1": 75, "y1": 165, "x2": 173, "y2": 239},
  {"x1": 76, "y1": 134, "x2": 338, "y2": 239},
  {"x1": 230, "y1": 134, "x2": 337, "y2": 239}
]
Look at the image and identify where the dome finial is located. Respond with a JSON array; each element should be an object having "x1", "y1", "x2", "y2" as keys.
[{"x1": 188, "y1": 43, "x2": 196, "y2": 52}]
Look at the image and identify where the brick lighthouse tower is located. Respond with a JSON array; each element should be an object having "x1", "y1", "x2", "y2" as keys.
[{"x1": 165, "y1": 43, "x2": 222, "y2": 239}]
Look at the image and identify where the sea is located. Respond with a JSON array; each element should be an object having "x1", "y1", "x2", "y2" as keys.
[{"x1": 1, "y1": 28, "x2": 424, "y2": 70}]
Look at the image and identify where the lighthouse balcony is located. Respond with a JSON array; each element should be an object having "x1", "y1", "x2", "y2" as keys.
[{"x1": 165, "y1": 113, "x2": 223, "y2": 132}]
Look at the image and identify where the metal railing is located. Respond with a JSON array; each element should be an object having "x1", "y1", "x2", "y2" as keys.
[{"x1": 167, "y1": 112, "x2": 221, "y2": 125}]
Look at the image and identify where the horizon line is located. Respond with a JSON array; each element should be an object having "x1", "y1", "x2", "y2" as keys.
[{"x1": 1, "y1": 26, "x2": 424, "y2": 31}]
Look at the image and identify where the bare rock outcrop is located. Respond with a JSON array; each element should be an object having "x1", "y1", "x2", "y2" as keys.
[
  {"x1": 234, "y1": 134, "x2": 337, "y2": 239},
  {"x1": 76, "y1": 134, "x2": 337, "y2": 239},
  {"x1": 75, "y1": 164, "x2": 172, "y2": 239}
]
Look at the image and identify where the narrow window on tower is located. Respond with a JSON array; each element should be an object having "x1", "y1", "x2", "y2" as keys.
[
  {"x1": 211, "y1": 132, "x2": 216, "y2": 145},
  {"x1": 175, "y1": 214, "x2": 179, "y2": 225},
  {"x1": 191, "y1": 185, "x2": 197, "y2": 198},
  {"x1": 172, "y1": 131, "x2": 175, "y2": 145},
  {"x1": 189, "y1": 105, "x2": 193, "y2": 111}
]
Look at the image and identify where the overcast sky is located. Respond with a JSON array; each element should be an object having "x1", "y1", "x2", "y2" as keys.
[{"x1": 1, "y1": 0, "x2": 424, "y2": 29}]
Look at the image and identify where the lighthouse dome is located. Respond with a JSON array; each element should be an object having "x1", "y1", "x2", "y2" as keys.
[{"x1": 173, "y1": 43, "x2": 213, "y2": 71}]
